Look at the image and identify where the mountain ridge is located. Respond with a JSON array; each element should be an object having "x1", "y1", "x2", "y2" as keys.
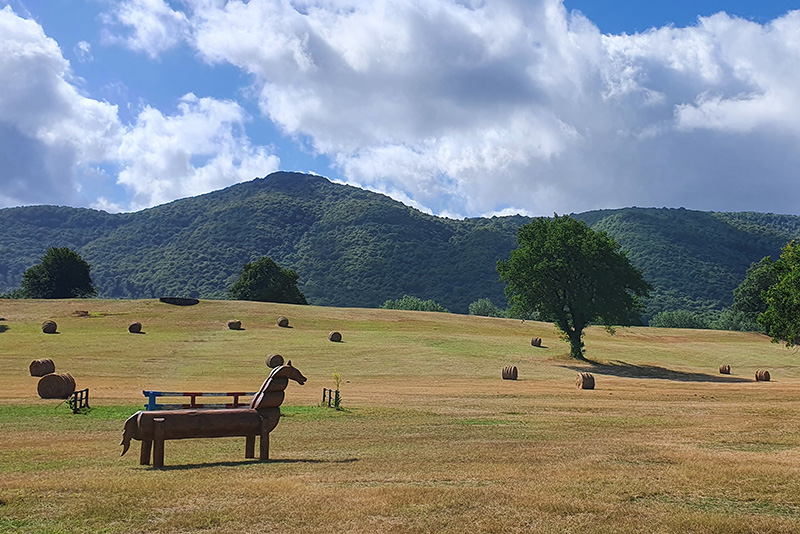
[{"x1": 2, "y1": 171, "x2": 799, "y2": 317}]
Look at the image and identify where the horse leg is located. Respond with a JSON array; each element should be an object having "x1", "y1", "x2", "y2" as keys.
[
  {"x1": 259, "y1": 420, "x2": 270, "y2": 461},
  {"x1": 140, "y1": 440, "x2": 152, "y2": 465},
  {"x1": 245, "y1": 435, "x2": 255, "y2": 459},
  {"x1": 153, "y1": 418, "x2": 165, "y2": 468}
]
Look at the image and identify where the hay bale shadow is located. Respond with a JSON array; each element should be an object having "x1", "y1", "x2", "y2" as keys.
[
  {"x1": 562, "y1": 360, "x2": 752, "y2": 383},
  {"x1": 159, "y1": 297, "x2": 200, "y2": 306}
]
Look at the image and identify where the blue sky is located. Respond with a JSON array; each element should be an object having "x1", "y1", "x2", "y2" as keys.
[{"x1": 2, "y1": 0, "x2": 800, "y2": 216}]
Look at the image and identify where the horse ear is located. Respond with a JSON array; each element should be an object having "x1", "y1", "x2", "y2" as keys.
[{"x1": 287, "y1": 360, "x2": 292, "y2": 367}]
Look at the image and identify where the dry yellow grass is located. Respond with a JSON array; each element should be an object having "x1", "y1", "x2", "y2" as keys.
[{"x1": 1, "y1": 298, "x2": 800, "y2": 533}]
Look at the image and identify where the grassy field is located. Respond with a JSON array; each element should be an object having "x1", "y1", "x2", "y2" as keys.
[{"x1": 1, "y1": 298, "x2": 800, "y2": 533}]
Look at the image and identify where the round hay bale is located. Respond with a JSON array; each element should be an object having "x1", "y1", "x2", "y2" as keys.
[
  {"x1": 328, "y1": 331, "x2": 342, "y2": 342},
  {"x1": 42, "y1": 320, "x2": 57, "y2": 334},
  {"x1": 277, "y1": 316, "x2": 289, "y2": 328},
  {"x1": 501, "y1": 365, "x2": 518, "y2": 380},
  {"x1": 227, "y1": 320, "x2": 242, "y2": 330},
  {"x1": 29, "y1": 358, "x2": 55, "y2": 377},
  {"x1": 266, "y1": 354, "x2": 285, "y2": 368},
  {"x1": 719, "y1": 364, "x2": 731, "y2": 375},
  {"x1": 576, "y1": 372, "x2": 595, "y2": 390},
  {"x1": 755, "y1": 369, "x2": 771, "y2": 382},
  {"x1": 531, "y1": 337, "x2": 542, "y2": 347},
  {"x1": 37, "y1": 373, "x2": 76, "y2": 399},
  {"x1": 128, "y1": 321, "x2": 142, "y2": 334}
]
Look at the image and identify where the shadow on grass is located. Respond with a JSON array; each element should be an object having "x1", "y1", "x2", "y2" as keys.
[
  {"x1": 561, "y1": 360, "x2": 752, "y2": 383},
  {"x1": 153, "y1": 457, "x2": 359, "y2": 471}
]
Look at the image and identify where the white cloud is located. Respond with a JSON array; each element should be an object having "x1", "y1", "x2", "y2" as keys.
[
  {"x1": 0, "y1": 6, "x2": 279, "y2": 211},
  {"x1": 147, "y1": 0, "x2": 799, "y2": 216},
  {"x1": 102, "y1": 0, "x2": 189, "y2": 58},
  {"x1": 0, "y1": 5, "x2": 121, "y2": 206},
  {"x1": 115, "y1": 93, "x2": 279, "y2": 209},
  {"x1": 8, "y1": 1, "x2": 800, "y2": 216},
  {"x1": 74, "y1": 40, "x2": 93, "y2": 62}
]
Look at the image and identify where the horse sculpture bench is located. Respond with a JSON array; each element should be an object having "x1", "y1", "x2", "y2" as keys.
[{"x1": 121, "y1": 359, "x2": 306, "y2": 467}]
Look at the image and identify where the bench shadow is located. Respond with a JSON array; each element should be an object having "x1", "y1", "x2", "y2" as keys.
[
  {"x1": 561, "y1": 360, "x2": 752, "y2": 383},
  {"x1": 153, "y1": 457, "x2": 359, "y2": 471}
]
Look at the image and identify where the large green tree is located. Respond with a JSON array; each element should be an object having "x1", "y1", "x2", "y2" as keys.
[
  {"x1": 732, "y1": 257, "x2": 777, "y2": 318},
  {"x1": 20, "y1": 247, "x2": 97, "y2": 299},
  {"x1": 228, "y1": 256, "x2": 308, "y2": 304},
  {"x1": 759, "y1": 240, "x2": 800, "y2": 347},
  {"x1": 498, "y1": 215, "x2": 650, "y2": 360}
]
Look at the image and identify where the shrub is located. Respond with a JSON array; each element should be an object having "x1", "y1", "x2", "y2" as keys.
[
  {"x1": 710, "y1": 309, "x2": 761, "y2": 332},
  {"x1": 649, "y1": 310, "x2": 710, "y2": 329},
  {"x1": 468, "y1": 298, "x2": 504, "y2": 317},
  {"x1": 380, "y1": 295, "x2": 450, "y2": 313}
]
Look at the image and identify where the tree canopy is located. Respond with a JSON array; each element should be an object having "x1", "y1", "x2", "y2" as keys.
[
  {"x1": 468, "y1": 298, "x2": 504, "y2": 317},
  {"x1": 759, "y1": 240, "x2": 800, "y2": 347},
  {"x1": 228, "y1": 256, "x2": 308, "y2": 304},
  {"x1": 20, "y1": 247, "x2": 97, "y2": 299},
  {"x1": 498, "y1": 215, "x2": 650, "y2": 360},
  {"x1": 380, "y1": 295, "x2": 450, "y2": 313},
  {"x1": 649, "y1": 310, "x2": 709, "y2": 329}
]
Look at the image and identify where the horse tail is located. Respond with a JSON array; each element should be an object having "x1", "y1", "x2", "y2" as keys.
[{"x1": 120, "y1": 413, "x2": 138, "y2": 456}]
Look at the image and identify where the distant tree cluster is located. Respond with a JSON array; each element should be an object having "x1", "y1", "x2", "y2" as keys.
[
  {"x1": 228, "y1": 256, "x2": 308, "y2": 304},
  {"x1": 759, "y1": 240, "x2": 800, "y2": 347},
  {"x1": 647, "y1": 240, "x2": 800, "y2": 348},
  {"x1": 649, "y1": 310, "x2": 709, "y2": 329},
  {"x1": 468, "y1": 298, "x2": 505, "y2": 317},
  {"x1": 380, "y1": 295, "x2": 450, "y2": 313},
  {"x1": 13, "y1": 247, "x2": 97, "y2": 299}
]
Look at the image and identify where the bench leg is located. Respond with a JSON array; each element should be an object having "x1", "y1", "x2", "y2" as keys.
[
  {"x1": 140, "y1": 440, "x2": 152, "y2": 465},
  {"x1": 259, "y1": 421, "x2": 270, "y2": 461},
  {"x1": 245, "y1": 435, "x2": 255, "y2": 459},
  {"x1": 153, "y1": 418, "x2": 165, "y2": 468}
]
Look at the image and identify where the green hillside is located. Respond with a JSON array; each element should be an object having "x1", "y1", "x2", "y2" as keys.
[{"x1": 1, "y1": 172, "x2": 799, "y2": 316}]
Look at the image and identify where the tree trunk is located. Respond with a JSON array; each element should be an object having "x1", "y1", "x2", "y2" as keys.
[{"x1": 567, "y1": 328, "x2": 586, "y2": 360}]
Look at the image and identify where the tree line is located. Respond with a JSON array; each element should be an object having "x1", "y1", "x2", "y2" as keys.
[{"x1": 8, "y1": 215, "x2": 799, "y2": 359}]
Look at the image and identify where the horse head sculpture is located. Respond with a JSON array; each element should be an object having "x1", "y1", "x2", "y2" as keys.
[{"x1": 250, "y1": 360, "x2": 307, "y2": 410}]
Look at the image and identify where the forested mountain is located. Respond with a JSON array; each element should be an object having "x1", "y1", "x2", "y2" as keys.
[{"x1": 2, "y1": 171, "x2": 799, "y2": 317}]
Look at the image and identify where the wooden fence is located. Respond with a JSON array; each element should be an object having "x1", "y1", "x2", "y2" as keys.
[
  {"x1": 322, "y1": 388, "x2": 340, "y2": 408},
  {"x1": 68, "y1": 388, "x2": 90, "y2": 414}
]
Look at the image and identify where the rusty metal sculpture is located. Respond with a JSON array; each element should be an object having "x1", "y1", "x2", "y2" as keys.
[{"x1": 120, "y1": 361, "x2": 307, "y2": 467}]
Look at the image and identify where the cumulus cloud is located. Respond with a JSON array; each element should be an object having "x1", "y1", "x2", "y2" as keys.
[
  {"x1": 101, "y1": 0, "x2": 189, "y2": 58},
  {"x1": 0, "y1": 5, "x2": 121, "y2": 206},
  {"x1": 7, "y1": 1, "x2": 800, "y2": 216},
  {"x1": 104, "y1": 0, "x2": 795, "y2": 216},
  {"x1": 116, "y1": 93, "x2": 279, "y2": 210},
  {"x1": 0, "y1": 5, "x2": 279, "y2": 211},
  {"x1": 74, "y1": 40, "x2": 93, "y2": 62}
]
